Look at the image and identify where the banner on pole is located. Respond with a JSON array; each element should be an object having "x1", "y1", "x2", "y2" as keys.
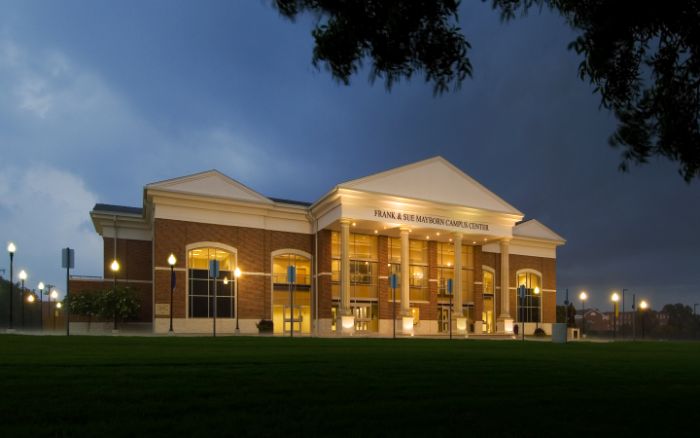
[
  {"x1": 389, "y1": 273, "x2": 397, "y2": 290},
  {"x1": 61, "y1": 248, "x2": 75, "y2": 269},
  {"x1": 209, "y1": 260, "x2": 220, "y2": 278}
]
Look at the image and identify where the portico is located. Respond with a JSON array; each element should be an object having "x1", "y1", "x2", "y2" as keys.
[{"x1": 311, "y1": 157, "x2": 539, "y2": 336}]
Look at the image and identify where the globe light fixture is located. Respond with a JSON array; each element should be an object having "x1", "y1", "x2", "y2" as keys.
[
  {"x1": 19, "y1": 270, "x2": 28, "y2": 329},
  {"x1": 167, "y1": 253, "x2": 177, "y2": 334},
  {"x1": 234, "y1": 266, "x2": 243, "y2": 334},
  {"x1": 579, "y1": 291, "x2": 588, "y2": 336},
  {"x1": 27, "y1": 294, "x2": 35, "y2": 303},
  {"x1": 7, "y1": 242, "x2": 16, "y2": 329},
  {"x1": 611, "y1": 292, "x2": 620, "y2": 339}
]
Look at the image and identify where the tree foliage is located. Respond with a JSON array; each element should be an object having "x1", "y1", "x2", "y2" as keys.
[
  {"x1": 275, "y1": 0, "x2": 700, "y2": 181},
  {"x1": 65, "y1": 286, "x2": 141, "y2": 330},
  {"x1": 99, "y1": 285, "x2": 141, "y2": 327},
  {"x1": 275, "y1": 0, "x2": 472, "y2": 94}
]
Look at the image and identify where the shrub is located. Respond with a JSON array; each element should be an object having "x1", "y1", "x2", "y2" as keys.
[
  {"x1": 256, "y1": 319, "x2": 273, "y2": 333},
  {"x1": 98, "y1": 285, "x2": 141, "y2": 330},
  {"x1": 534, "y1": 327, "x2": 546, "y2": 337}
]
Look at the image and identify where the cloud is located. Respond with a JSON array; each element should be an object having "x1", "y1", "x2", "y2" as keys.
[{"x1": 0, "y1": 165, "x2": 102, "y2": 296}]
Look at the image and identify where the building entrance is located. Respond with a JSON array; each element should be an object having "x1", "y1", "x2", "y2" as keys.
[{"x1": 483, "y1": 296, "x2": 495, "y2": 334}]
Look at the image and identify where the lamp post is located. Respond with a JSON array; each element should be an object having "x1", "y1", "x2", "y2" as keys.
[
  {"x1": 110, "y1": 259, "x2": 120, "y2": 331},
  {"x1": 621, "y1": 288, "x2": 628, "y2": 339},
  {"x1": 534, "y1": 286, "x2": 541, "y2": 331},
  {"x1": 639, "y1": 300, "x2": 648, "y2": 339},
  {"x1": 579, "y1": 291, "x2": 587, "y2": 337},
  {"x1": 167, "y1": 254, "x2": 176, "y2": 334},
  {"x1": 38, "y1": 281, "x2": 45, "y2": 331},
  {"x1": 7, "y1": 242, "x2": 16, "y2": 330},
  {"x1": 611, "y1": 292, "x2": 620, "y2": 339},
  {"x1": 19, "y1": 269, "x2": 27, "y2": 329},
  {"x1": 50, "y1": 289, "x2": 58, "y2": 330},
  {"x1": 26, "y1": 293, "x2": 35, "y2": 328},
  {"x1": 234, "y1": 267, "x2": 242, "y2": 334}
]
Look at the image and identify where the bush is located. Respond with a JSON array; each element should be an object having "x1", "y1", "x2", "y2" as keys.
[
  {"x1": 256, "y1": 319, "x2": 273, "y2": 333},
  {"x1": 534, "y1": 327, "x2": 546, "y2": 337},
  {"x1": 98, "y1": 285, "x2": 141, "y2": 330}
]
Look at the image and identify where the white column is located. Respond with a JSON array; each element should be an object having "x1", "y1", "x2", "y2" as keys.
[
  {"x1": 497, "y1": 238, "x2": 513, "y2": 333},
  {"x1": 400, "y1": 227, "x2": 413, "y2": 335},
  {"x1": 339, "y1": 219, "x2": 354, "y2": 334},
  {"x1": 400, "y1": 227, "x2": 410, "y2": 317},
  {"x1": 452, "y1": 233, "x2": 463, "y2": 317}
]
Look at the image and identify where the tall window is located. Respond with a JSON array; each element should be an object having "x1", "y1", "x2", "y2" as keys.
[
  {"x1": 482, "y1": 268, "x2": 495, "y2": 333},
  {"x1": 331, "y1": 232, "x2": 379, "y2": 331},
  {"x1": 517, "y1": 271, "x2": 542, "y2": 323},
  {"x1": 188, "y1": 247, "x2": 235, "y2": 318},
  {"x1": 409, "y1": 240, "x2": 428, "y2": 301},
  {"x1": 461, "y1": 245, "x2": 474, "y2": 303},
  {"x1": 331, "y1": 232, "x2": 379, "y2": 300},
  {"x1": 272, "y1": 252, "x2": 312, "y2": 334},
  {"x1": 437, "y1": 242, "x2": 454, "y2": 297}
]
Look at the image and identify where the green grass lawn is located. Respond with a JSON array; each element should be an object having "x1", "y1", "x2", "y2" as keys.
[{"x1": 1, "y1": 336, "x2": 698, "y2": 437}]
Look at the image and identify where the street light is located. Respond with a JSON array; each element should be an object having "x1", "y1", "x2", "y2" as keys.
[
  {"x1": 621, "y1": 288, "x2": 628, "y2": 339},
  {"x1": 110, "y1": 259, "x2": 120, "y2": 331},
  {"x1": 19, "y1": 269, "x2": 27, "y2": 329},
  {"x1": 38, "y1": 281, "x2": 45, "y2": 331},
  {"x1": 534, "y1": 286, "x2": 541, "y2": 331},
  {"x1": 167, "y1": 253, "x2": 177, "y2": 334},
  {"x1": 50, "y1": 289, "x2": 59, "y2": 330},
  {"x1": 579, "y1": 291, "x2": 588, "y2": 336},
  {"x1": 7, "y1": 242, "x2": 16, "y2": 330},
  {"x1": 611, "y1": 292, "x2": 620, "y2": 339},
  {"x1": 234, "y1": 266, "x2": 242, "y2": 334},
  {"x1": 27, "y1": 291, "x2": 36, "y2": 328},
  {"x1": 639, "y1": 300, "x2": 649, "y2": 339}
]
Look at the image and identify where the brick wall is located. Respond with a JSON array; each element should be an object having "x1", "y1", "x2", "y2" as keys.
[
  {"x1": 153, "y1": 218, "x2": 314, "y2": 321},
  {"x1": 103, "y1": 238, "x2": 152, "y2": 282}
]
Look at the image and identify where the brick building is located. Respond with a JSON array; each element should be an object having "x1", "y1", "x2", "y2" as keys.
[{"x1": 72, "y1": 157, "x2": 565, "y2": 336}]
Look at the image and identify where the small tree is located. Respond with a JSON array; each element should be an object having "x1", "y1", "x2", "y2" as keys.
[
  {"x1": 65, "y1": 292, "x2": 100, "y2": 331},
  {"x1": 98, "y1": 285, "x2": 141, "y2": 331}
]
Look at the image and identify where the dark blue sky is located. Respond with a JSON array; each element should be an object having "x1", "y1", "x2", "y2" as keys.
[{"x1": 1, "y1": 0, "x2": 698, "y2": 310}]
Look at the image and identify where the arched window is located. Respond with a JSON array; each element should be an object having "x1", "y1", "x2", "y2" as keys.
[
  {"x1": 272, "y1": 250, "x2": 312, "y2": 334},
  {"x1": 187, "y1": 245, "x2": 236, "y2": 318},
  {"x1": 517, "y1": 270, "x2": 542, "y2": 323}
]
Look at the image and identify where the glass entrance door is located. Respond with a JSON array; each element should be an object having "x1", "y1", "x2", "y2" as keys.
[
  {"x1": 437, "y1": 306, "x2": 449, "y2": 333},
  {"x1": 483, "y1": 295, "x2": 494, "y2": 334}
]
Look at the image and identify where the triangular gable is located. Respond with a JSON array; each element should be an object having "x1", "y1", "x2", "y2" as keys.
[
  {"x1": 339, "y1": 156, "x2": 522, "y2": 215},
  {"x1": 514, "y1": 219, "x2": 565, "y2": 243},
  {"x1": 146, "y1": 170, "x2": 272, "y2": 204}
]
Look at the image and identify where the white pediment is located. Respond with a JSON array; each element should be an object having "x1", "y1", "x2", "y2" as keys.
[
  {"x1": 339, "y1": 156, "x2": 522, "y2": 215},
  {"x1": 146, "y1": 170, "x2": 272, "y2": 204},
  {"x1": 514, "y1": 219, "x2": 565, "y2": 243}
]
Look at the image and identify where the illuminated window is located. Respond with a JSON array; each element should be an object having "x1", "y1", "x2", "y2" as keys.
[
  {"x1": 516, "y1": 271, "x2": 542, "y2": 323},
  {"x1": 482, "y1": 268, "x2": 495, "y2": 333},
  {"x1": 483, "y1": 270, "x2": 495, "y2": 294},
  {"x1": 187, "y1": 247, "x2": 235, "y2": 318},
  {"x1": 331, "y1": 232, "x2": 378, "y2": 300},
  {"x1": 272, "y1": 252, "x2": 312, "y2": 334},
  {"x1": 437, "y1": 242, "x2": 454, "y2": 297},
  {"x1": 330, "y1": 232, "x2": 379, "y2": 331}
]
